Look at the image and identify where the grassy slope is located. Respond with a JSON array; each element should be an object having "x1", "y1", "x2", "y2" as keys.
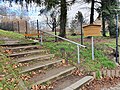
[
  {"x1": 0, "y1": 29, "x2": 33, "y2": 44},
  {"x1": 44, "y1": 36, "x2": 116, "y2": 72}
]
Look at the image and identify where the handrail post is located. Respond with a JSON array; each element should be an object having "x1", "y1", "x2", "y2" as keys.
[
  {"x1": 77, "y1": 45, "x2": 80, "y2": 64},
  {"x1": 40, "y1": 32, "x2": 43, "y2": 45}
]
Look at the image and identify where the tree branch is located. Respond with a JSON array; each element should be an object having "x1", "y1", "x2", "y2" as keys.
[{"x1": 45, "y1": 14, "x2": 52, "y2": 29}]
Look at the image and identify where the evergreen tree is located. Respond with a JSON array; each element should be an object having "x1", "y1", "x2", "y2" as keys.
[{"x1": 84, "y1": 0, "x2": 119, "y2": 37}]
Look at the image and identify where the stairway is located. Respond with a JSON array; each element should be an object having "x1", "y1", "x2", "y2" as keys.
[{"x1": 1, "y1": 42, "x2": 93, "y2": 90}]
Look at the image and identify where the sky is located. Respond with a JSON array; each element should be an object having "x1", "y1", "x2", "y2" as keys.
[{"x1": 0, "y1": 0, "x2": 99, "y2": 28}]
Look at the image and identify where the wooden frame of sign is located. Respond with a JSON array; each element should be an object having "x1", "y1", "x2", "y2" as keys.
[{"x1": 83, "y1": 24, "x2": 101, "y2": 37}]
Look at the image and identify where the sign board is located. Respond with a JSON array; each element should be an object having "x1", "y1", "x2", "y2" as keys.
[{"x1": 83, "y1": 24, "x2": 101, "y2": 37}]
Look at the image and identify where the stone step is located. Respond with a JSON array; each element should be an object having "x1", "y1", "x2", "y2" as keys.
[
  {"x1": 16, "y1": 54, "x2": 55, "y2": 63},
  {"x1": 5, "y1": 45, "x2": 43, "y2": 51},
  {"x1": 20, "y1": 59, "x2": 62, "y2": 73},
  {"x1": 63, "y1": 76, "x2": 93, "y2": 90},
  {"x1": 9, "y1": 49, "x2": 48, "y2": 57},
  {"x1": 29, "y1": 66, "x2": 76, "y2": 86},
  {"x1": 0, "y1": 42, "x2": 37, "y2": 47},
  {"x1": 53, "y1": 74, "x2": 83, "y2": 90}
]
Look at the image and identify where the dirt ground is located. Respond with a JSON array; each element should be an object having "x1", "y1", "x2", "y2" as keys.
[{"x1": 83, "y1": 77, "x2": 120, "y2": 90}]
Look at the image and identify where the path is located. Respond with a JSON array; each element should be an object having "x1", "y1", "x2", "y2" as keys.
[{"x1": 1, "y1": 40, "x2": 93, "y2": 90}]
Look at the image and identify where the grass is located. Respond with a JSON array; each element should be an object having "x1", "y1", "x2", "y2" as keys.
[
  {"x1": 0, "y1": 29, "x2": 24, "y2": 39},
  {"x1": 0, "y1": 29, "x2": 34, "y2": 44},
  {"x1": 0, "y1": 40, "x2": 5, "y2": 44},
  {"x1": 0, "y1": 48, "x2": 22, "y2": 90},
  {"x1": 43, "y1": 35, "x2": 116, "y2": 72}
]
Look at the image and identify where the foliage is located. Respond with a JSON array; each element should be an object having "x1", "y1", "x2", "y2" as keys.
[
  {"x1": 83, "y1": 0, "x2": 119, "y2": 37},
  {"x1": 102, "y1": 0, "x2": 118, "y2": 38},
  {"x1": 70, "y1": 11, "x2": 83, "y2": 35},
  {"x1": 96, "y1": 70, "x2": 101, "y2": 79}
]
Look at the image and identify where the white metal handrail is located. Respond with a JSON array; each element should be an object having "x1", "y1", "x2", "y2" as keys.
[{"x1": 39, "y1": 29, "x2": 86, "y2": 64}]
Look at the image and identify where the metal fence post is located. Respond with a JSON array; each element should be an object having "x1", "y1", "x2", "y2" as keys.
[
  {"x1": 77, "y1": 45, "x2": 80, "y2": 64},
  {"x1": 92, "y1": 36, "x2": 94, "y2": 60}
]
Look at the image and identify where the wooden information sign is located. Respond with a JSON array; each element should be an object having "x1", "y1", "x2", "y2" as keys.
[
  {"x1": 83, "y1": 24, "x2": 101, "y2": 37},
  {"x1": 83, "y1": 24, "x2": 101, "y2": 60}
]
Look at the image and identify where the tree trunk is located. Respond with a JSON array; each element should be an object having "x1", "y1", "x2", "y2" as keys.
[
  {"x1": 59, "y1": 0, "x2": 67, "y2": 38},
  {"x1": 101, "y1": 1, "x2": 106, "y2": 37},
  {"x1": 52, "y1": 22, "x2": 55, "y2": 32},
  {"x1": 108, "y1": 19, "x2": 116, "y2": 38},
  {"x1": 102, "y1": 13, "x2": 106, "y2": 37},
  {"x1": 90, "y1": 0, "x2": 94, "y2": 24},
  {"x1": 80, "y1": 22, "x2": 83, "y2": 45}
]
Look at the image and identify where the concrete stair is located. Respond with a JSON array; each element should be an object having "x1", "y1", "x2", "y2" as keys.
[
  {"x1": 29, "y1": 66, "x2": 76, "y2": 86},
  {"x1": 63, "y1": 76, "x2": 93, "y2": 90},
  {"x1": 1, "y1": 43, "x2": 93, "y2": 90},
  {"x1": 0, "y1": 42, "x2": 37, "y2": 47},
  {"x1": 8, "y1": 49, "x2": 48, "y2": 57},
  {"x1": 20, "y1": 59, "x2": 63, "y2": 73},
  {"x1": 5, "y1": 45, "x2": 43, "y2": 52},
  {"x1": 16, "y1": 54, "x2": 55, "y2": 63}
]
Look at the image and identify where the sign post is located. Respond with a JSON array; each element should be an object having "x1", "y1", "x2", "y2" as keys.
[
  {"x1": 92, "y1": 36, "x2": 94, "y2": 60},
  {"x1": 83, "y1": 24, "x2": 101, "y2": 60}
]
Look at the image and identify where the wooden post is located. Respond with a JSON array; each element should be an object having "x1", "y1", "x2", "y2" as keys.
[
  {"x1": 37, "y1": 20, "x2": 39, "y2": 38},
  {"x1": 53, "y1": 18, "x2": 57, "y2": 42},
  {"x1": 18, "y1": 21, "x2": 20, "y2": 33},
  {"x1": 119, "y1": 36, "x2": 120, "y2": 63},
  {"x1": 80, "y1": 22, "x2": 83, "y2": 45},
  {"x1": 25, "y1": 21, "x2": 28, "y2": 38}
]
